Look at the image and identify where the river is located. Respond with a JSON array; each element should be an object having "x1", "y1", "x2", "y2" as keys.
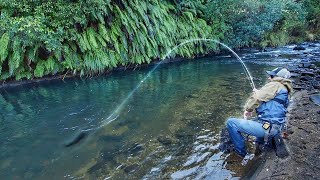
[{"x1": 0, "y1": 42, "x2": 319, "y2": 179}]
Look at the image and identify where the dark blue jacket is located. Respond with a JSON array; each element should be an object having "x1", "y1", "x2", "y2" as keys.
[{"x1": 256, "y1": 89, "x2": 289, "y2": 124}]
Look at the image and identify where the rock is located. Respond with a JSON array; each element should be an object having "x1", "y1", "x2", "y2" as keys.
[
  {"x1": 293, "y1": 46, "x2": 306, "y2": 50},
  {"x1": 290, "y1": 73, "x2": 300, "y2": 78},
  {"x1": 128, "y1": 143, "x2": 144, "y2": 155},
  {"x1": 302, "y1": 62, "x2": 312, "y2": 68},
  {"x1": 310, "y1": 64, "x2": 317, "y2": 69},
  {"x1": 309, "y1": 44, "x2": 318, "y2": 47},
  {"x1": 288, "y1": 66, "x2": 300, "y2": 73},
  {"x1": 312, "y1": 81, "x2": 320, "y2": 89},
  {"x1": 157, "y1": 135, "x2": 174, "y2": 145},
  {"x1": 310, "y1": 94, "x2": 320, "y2": 106},
  {"x1": 301, "y1": 71, "x2": 315, "y2": 76},
  {"x1": 293, "y1": 85, "x2": 304, "y2": 90},
  {"x1": 300, "y1": 76, "x2": 313, "y2": 81}
]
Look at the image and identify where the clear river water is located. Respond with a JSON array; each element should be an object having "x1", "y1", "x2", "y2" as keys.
[{"x1": 0, "y1": 43, "x2": 319, "y2": 180}]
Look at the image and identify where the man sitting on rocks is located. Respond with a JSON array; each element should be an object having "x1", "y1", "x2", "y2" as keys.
[{"x1": 223, "y1": 67, "x2": 292, "y2": 162}]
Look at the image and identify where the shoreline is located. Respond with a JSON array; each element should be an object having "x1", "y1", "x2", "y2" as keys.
[
  {"x1": 0, "y1": 55, "x2": 203, "y2": 90},
  {"x1": 1, "y1": 41, "x2": 319, "y2": 90}
]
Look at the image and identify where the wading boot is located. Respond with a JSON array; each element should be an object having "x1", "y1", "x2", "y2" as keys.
[{"x1": 273, "y1": 133, "x2": 289, "y2": 158}]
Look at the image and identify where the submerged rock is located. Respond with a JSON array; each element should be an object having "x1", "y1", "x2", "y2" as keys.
[
  {"x1": 124, "y1": 164, "x2": 139, "y2": 173},
  {"x1": 157, "y1": 135, "x2": 174, "y2": 145},
  {"x1": 128, "y1": 143, "x2": 144, "y2": 155}
]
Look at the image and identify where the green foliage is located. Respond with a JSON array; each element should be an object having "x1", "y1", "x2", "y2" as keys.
[
  {"x1": 303, "y1": 0, "x2": 320, "y2": 37},
  {"x1": 0, "y1": 0, "x2": 317, "y2": 81},
  {"x1": 204, "y1": 0, "x2": 308, "y2": 47},
  {"x1": 0, "y1": 33, "x2": 9, "y2": 64}
]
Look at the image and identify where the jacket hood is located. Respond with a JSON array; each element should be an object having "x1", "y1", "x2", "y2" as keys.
[{"x1": 271, "y1": 77, "x2": 293, "y2": 94}]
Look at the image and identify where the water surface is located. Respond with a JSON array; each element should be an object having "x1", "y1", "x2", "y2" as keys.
[{"x1": 2, "y1": 44, "x2": 317, "y2": 180}]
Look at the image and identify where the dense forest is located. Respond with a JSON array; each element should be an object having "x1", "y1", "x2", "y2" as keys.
[{"x1": 0, "y1": 0, "x2": 319, "y2": 81}]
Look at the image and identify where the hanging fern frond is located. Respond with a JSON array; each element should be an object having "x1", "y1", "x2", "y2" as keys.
[
  {"x1": 0, "y1": 33, "x2": 9, "y2": 63},
  {"x1": 82, "y1": 32, "x2": 92, "y2": 51},
  {"x1": 76, "y1": 33, "x2": 87, "y2": 52},
  {"x1": 9, "y1": 39, "x2": 23, "y2": 76},
  {"x1": 87, "y1": 27, "x2": 99, "y2": 49}
]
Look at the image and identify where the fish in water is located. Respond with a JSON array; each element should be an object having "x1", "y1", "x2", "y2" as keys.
[{"x1": 64, "y1": 131, "x2": 87, "y2": 147}]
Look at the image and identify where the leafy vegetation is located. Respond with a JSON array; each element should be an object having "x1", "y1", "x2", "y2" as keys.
[{"x1": 0, "y1": 0, "x2": 318, "y2": 81}]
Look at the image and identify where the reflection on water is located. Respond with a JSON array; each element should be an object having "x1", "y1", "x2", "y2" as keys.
[{"x1": 0, "y1": 56, "x2": 274, "y2": 179}]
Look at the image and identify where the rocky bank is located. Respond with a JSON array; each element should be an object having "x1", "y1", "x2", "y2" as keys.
[{"x1": 250, "y1": 60, "x2": 320, "y2": 179}]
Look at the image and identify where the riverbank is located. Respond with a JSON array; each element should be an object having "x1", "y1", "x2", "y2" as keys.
[{"x1": 250, "y1": 62, "x2": 320, "y2": 179}]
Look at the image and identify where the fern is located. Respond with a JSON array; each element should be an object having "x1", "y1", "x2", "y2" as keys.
[
  {"x1": 76, "y1": 34, "x2": 87, "y2": 52},
  {"x1": 82, "y1": 32, "x2": 92, "y2": 51},
  {"x1": 98, "y1": 23, "x2": 111, "y2": 42},
  {"x1": 26, "y1": 45, "x2": 38, "y2": 64},
  {"x1": 9, "y1": 39, "x2": 23, "y2": 76},
  {"x1": 95, "y1": 33, "x2": 107, "y2": 47},
  {"x1": 34, "y1": 61, "x2": 45, "y2": 77},
  {"x1": 0, "y1": 33, "x2": 9, "y2": 63},
  {"x1": 87, "y1": 28, "x2": 99, "y2": 49}
]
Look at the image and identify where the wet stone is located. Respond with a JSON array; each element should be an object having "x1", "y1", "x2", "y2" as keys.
[{"x1": 293, "y1": 46, "x2": 306, "y2": 51}]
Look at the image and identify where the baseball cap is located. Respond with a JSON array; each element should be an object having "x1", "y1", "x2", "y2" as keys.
[{"x1": 266, "y1": 67, "x2": 291, "y2": 79}]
